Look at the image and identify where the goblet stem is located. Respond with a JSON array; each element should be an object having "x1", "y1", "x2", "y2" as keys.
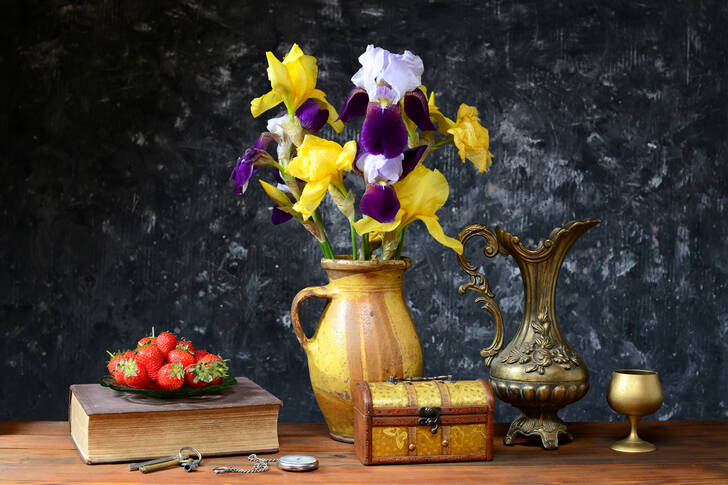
[
  {"x1": 610, "y1": 414, "x2": 655, "y2": 452},
  {"x1": 627, "y1": 415, "x2": 642, "y2": 442}
]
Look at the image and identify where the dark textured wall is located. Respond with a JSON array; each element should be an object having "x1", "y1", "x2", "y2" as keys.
[{"x1": 2, "y1": 0, "x2": 727, "y2": 423}]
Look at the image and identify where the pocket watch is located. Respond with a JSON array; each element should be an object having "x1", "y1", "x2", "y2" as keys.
[
  {"x1": 212, "y1": 453, "x2": 319, "y2": 474},
  {"x1": 277, "y1": 454, "x2": 319, "y2": 472}
]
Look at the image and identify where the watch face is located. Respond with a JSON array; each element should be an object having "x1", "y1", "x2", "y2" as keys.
[{"x1": 277, "y1": 455, "x2": 319, "y2": 471}]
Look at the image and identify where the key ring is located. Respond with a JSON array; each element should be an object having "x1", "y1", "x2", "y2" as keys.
[{"x1": 179, "y1": 446, "x2": 202, "y2": 461}]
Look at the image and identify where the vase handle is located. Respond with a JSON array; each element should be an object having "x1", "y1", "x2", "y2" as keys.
[
  {"x1": 456, "y1": 224, "x2": 507, "y2": 367},
  {"x1": 291, "y1": 285, "x2": 332, "y2": 349}
]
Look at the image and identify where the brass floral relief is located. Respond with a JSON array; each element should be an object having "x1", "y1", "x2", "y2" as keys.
[{"x1": 500, "y1": 307, "x2": 581, "y2": 375}]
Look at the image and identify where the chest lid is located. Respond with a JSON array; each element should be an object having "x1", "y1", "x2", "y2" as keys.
[{"x1": 353, "y1": 377, "x2": 493, "y2": 417}]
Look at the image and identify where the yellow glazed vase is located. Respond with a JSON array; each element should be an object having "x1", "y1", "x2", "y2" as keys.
[{"x1": 291, "y1": 257, "x2": 424, "y2": 443}]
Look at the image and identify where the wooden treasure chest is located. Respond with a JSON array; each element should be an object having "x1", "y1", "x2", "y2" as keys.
[{"x1": 353, "y1": 377, "x2": 494, "y2": 465}]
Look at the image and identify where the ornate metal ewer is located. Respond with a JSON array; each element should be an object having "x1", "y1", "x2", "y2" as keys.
[{"x1": 457, "y1": 218, "x2": 601, "y2": 449}]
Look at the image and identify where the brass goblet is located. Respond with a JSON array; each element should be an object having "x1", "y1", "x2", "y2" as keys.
[{"x1": 606, "y1": 369, "x2": 664, "y2": 453}]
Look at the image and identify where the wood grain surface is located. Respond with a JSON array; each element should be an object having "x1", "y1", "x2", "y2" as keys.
[{"x1": 1, "y1": 420, "x2": 726, "y2": 484}]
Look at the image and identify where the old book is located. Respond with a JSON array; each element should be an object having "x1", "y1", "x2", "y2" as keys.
[{"x1": 69, "y1": 377, "x2": 282, "y2": 464}]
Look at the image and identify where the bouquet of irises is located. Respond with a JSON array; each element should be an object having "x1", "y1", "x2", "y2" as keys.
[{"x1": 231, "y1": 44, "x2": 492, "y2": 260}]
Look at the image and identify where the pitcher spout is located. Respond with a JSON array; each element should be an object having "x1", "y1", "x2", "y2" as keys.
[{"x1": 495, "y1": 218, "x2": 602, "y2": 265}]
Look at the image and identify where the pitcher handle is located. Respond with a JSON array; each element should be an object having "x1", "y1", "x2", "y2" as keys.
[
  {"x1": 456, "y1": 224, "x2": 507, "y2": 367},
  {"x1": 291, "y1": 286, "x2": 332, "y2": 349}
]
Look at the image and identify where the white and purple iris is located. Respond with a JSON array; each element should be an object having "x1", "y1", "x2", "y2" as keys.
[
  {"x1": 355, "y1": 146, "x2": 426, "y2": 222},
  {"x1": 339, "y1": 45, "x2": 435, "y2": 223},
  {"x1": 339, "y1": 45, "x2": 435, "y2": 157},
  {"x1": 231, "y1": 99, "x2": 330, "y2": 223}
]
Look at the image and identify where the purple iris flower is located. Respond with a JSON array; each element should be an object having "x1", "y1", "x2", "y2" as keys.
[
  {"x1": 270, "y1": 171, "x2": 294, "y2": 225},
  {"x1": 271, "y1": 205, "x2": 293, "y2": 224},
  {"x1": 295, "y1": 99, "x2": 329, "y2": 133},
  {"x1": 230, "y1": 132, "x2": 278, "y2": 194},
  {"x1": 356, "y1": 145, "x2": 426, "y2": 223},
  {"x1": 338, "y1": 46, "x2": 436, "y2": 157}
]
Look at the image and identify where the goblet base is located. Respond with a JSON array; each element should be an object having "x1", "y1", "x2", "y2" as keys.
[{"x1": 610, "y1": 437, "x2": 656, "y2": 453}]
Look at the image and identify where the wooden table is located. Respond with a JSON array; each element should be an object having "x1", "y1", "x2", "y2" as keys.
[{"x1": 1, "y1": 420, "x2": 726, "y2": 483}]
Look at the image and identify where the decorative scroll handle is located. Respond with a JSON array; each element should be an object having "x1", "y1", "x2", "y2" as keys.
[{"x1": 456, "y1": 224, "x2": 507, "y2": 367}]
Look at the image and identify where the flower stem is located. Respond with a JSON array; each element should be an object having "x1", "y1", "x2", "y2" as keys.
[
  {"x1": 393, "y1": 227, "x2": 407, "y2": 260},
  {"x1": 311, "y1": 209, "x2": 334, "y2": 259},
  {"x1": 318, "y1": 240, "x2": 334, "y2": 259},
  {"x1": 269, "y1": 161, "x2": 287, "y2": 173},
  {"x1": 362, "y1": 233, "x2": 371, "y2": 260},
  {"x1": 432, "y1": 135, "x2": 454, "y2": 149},
  {"x1": 350, "y1": 223, "x2": 358, "y2": 260}
]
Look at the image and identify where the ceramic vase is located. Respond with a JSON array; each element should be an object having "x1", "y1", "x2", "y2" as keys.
[{"x1": 291, "y1": 257, "x2": 424, "y2": 442}]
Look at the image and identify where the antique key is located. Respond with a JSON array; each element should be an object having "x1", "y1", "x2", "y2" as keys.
[{"x1": 129, "y1": 447, "x2": 202, "y2": 473}]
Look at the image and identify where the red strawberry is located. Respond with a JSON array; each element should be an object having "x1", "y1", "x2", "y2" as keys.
[
  {"x1": 106, "y1": 350, "x2": 123, "y2": 375},
  {"x1": 175, "y1": 340, "x2": 195, "y2": 353},
  {"x1": 156, "y1": 331, "x2": 177, "y2": 356},
  {"x1": 123, "y1": 358, "x2": 150, "y2": 389},
  {"x1": 112, "y1": 359, "x2": 128, "y2": 386},
  {"x1": 168, "y1": 347, "x2": 195, "y2": 368},
  {"x1": 184, "y1": 364, "x2": 209, "y2": 388},
  {"x1": 185, "y1": 360, "x2": 229, "y2": 388},
  {"x1": 194, "y1": 356, "x2": 229, "y2": 386},
  {"x1": 156, "y1": 363, "x2": 184, "y2": 390},
  {"x1": 135, "y1": 343, "x2": 165, "y2": 383},
  {"x1": 193, "y1": 350, "x2": 208, "y2": 362},
  {"x1": 137, "y1": 327, "x2": 158, "y2": 349},
  {"x1": 200, "y1": 353, "x2": 222, "y2": 364},
  {"x1": 206, "y1": 360, "x2": 229, "y2": 386}
]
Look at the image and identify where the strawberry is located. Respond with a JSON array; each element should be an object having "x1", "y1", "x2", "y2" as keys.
[
  {"x1": 193, "y1": 350, "x2": 208, "y2": 362},
  {"x1": 123, "y1": 358, "x2": 150, "y2": 389},
  {"x1": 137, "y1": 336, "x2": 155, "y2": 348},
  {"x1": 135, "y1": 343, "x2": 164, "y2": 383},
  {"x1": 156, "y1": 363, "x2": 185, "y2": 390},
  {"x1": 110, "y1": 351, "x2": 136, "y2": 385},
  {"x1": 156, "y1": 331, "x2": 177, "y2": 356},
  {"x1": 184, "y1": 363, "x2": 209, "y2": 389},
  {"x1": 205, "y1": 360, "x2": 229, "y2": 386},
  {"x1": 193, "y1": 356, "x2": 229, "y2": 386},
  {"x1": 137, "y1": 327, "x2": 157, "y2": 348},
  {"x1": 168, "y1": 347, "x2": 195, "y2": 368},
  {"x1": 200, "y1": 353, "x2": 223, "y2": 364},
  {"x1": 106, "y1": 350, "x2": 123, "y2": 375},
  {"x1": 112, "y1": 359, "x2": 128, "y2": 385},
  {"x1": 175, "y1": 340, "x2": 195, "y2": 353},
  {"x1": 185, "y1": 360, "x2": 229, "y2": 388}
]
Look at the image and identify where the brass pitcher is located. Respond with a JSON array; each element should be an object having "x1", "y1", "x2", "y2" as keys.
[{"x1": 457, "y1": 218, "x2": 601, "y2": 449}]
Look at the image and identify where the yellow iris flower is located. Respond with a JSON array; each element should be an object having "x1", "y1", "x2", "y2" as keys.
[
  {"x1": 258, "y1": 180, "x2": 293, "y2": 209},
  {"x1": 426, "y1": 90, "x2": 455, "y2": 135},
  {"x1": 285, "y1": 134, "x2": 357, "y2": 220},
  {"x1": 353, "y1": 164, "x2": 463, "y2": 254},
  {"x1": 250, "y1": 43, "x2": 344, "y2": 132},
  {"x1": 447, "y1": 104, "x2": 493, "y2": 173}
]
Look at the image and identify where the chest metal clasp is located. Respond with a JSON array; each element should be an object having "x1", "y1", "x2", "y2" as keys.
[{"x1": 418, "y1": 406, "x2": 442, "y2": 434}]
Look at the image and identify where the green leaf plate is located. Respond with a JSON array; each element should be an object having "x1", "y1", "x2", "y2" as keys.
[{"x1": 100, "y1": 374, "x2": 236, "y2": 398}]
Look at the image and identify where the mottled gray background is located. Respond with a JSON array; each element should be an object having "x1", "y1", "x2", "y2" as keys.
[{"x1": 2, "y1": 0, "x2": 727, "y2": 424}]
